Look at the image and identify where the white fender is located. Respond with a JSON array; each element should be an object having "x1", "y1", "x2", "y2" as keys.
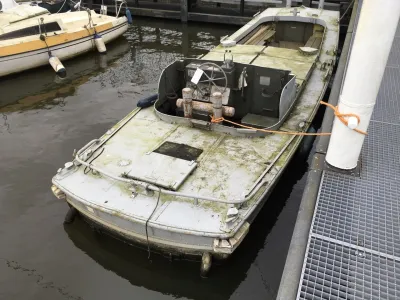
[
  {"x1": 94, "y1": 34, "x2": 107, "y2": 54},
  {"x1": 49, "y1": 56, "x2": 66, "y2": 77}
]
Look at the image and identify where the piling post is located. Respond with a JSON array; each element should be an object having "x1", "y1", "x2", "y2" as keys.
[
  {"x1": 326, "y1": 0, "x2": 400, "y2": 169},
  {"x1": 240, "y1": 0, "x2": 244, "y2": 16},
  {"x1": 211, "y1": 92, "x2": 223, "y2": 123},
  {"x1": 182, "y1": 24, "x2": 189, "y2": 57},
  {"x1": 181, "y1": 0, "x2": 188, "y2": 23}
]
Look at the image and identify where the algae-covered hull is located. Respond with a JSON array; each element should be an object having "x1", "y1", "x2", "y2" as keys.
[{"x1": 52, "y1": 6, "x2": 339, "y2": 273}]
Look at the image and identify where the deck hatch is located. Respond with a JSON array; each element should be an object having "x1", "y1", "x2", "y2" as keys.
[
  {"x1": 153, "y1": 141, "x2": 203, "y2": 161},
  {"x1": 126, "y1": 151, "x2": 198, "y2": 191}
]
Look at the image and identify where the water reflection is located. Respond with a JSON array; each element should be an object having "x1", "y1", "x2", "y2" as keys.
[
  {"x1": 0, "y1": 39, "x2": 129, "y2": 111},
  {"x1": 0, "y1": 18, "x2": 235, "y2": 113}
]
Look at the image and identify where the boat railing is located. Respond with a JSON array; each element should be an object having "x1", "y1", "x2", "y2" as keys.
[
  {"x1": 68, "y1": 0, "x2": 128, "y2": 18},
  {"x1": 115, "y1": 0, "x2": 127, "y2": 18}
]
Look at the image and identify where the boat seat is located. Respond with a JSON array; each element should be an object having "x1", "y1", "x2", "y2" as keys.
[
  {"x1": 244, "y1": 25, "x2": 276, "y2": 46},
  {"x1": 241, "y1": 113, "x2": 277, "y2": 128},
  {"x1": 305, "y1": 35, "x2": 322, "y2": 49}
]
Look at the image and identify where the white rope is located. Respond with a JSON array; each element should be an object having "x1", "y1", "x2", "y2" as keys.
[{"x1": 55, "y1": 0, "x2": 67, "y2": 14}]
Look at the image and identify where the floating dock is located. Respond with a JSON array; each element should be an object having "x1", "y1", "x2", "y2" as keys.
[{"x1": 278, "y1": 0, "x2": 400, "y2": 299}]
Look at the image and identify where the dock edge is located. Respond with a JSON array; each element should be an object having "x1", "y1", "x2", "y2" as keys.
[{"x1": 275, "y1": 1, "x2": 361, "y2": 299}]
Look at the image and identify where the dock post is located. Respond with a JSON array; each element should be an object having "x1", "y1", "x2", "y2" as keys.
[
  {"x1": 318, "y1": 0, "x2": 324, "y2": 9},
  {"x1": 182, "y1": 24, "x2": 189, "y2": 57},
  {"x1": 326, "y1": 0, "x2": 400, "y2": 170},
  {"x1": 181, "y1": 0, "x2": 188, "y2": 23}
]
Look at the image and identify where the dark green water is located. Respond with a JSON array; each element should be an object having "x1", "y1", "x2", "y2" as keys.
[{"x1": 0, "y1": 18, "x2": 309, "y2": 300}]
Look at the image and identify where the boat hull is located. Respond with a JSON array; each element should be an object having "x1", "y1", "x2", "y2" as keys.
[
  {"x1": 0, "y1": 20, "x2": 128, "y2": 77},
  {"x1": 54, "y1": 126, "x2": 304, "y2": 260},
  {"x1": 65, "y1": 195, "x2": 232, "y2": 259}
]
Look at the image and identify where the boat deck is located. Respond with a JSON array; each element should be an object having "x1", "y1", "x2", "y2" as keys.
[{"x1": 291, "y1": 16, "x2": 400, "y2": 300}]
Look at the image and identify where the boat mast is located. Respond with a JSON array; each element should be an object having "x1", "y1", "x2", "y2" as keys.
[{"x1": 326, "y1": 0, "x2": 400, "y2": 169}]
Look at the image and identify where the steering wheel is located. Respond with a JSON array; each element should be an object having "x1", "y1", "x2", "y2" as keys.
[{"x1": 193, "y1": 62, "x2": 228, "y2": 98}]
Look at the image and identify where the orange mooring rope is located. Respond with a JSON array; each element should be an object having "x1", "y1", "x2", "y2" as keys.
[
  {"x1": 210, "y1": 101, "x2": 367, "y2": 136},
  {"x1": 320, "y1": 101, "x2": 367, "y2": 135}
]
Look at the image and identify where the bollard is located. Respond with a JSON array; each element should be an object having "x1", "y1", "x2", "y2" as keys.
[
  {"x1": 211, "y1": 92, "x2": 222, "y2": 123},
  {"x1": 326, "y1": 0, "x2": 400, "y2": 169},
  {"x1": 182, "y1": 87, "x2": 193, "y2": 118}
]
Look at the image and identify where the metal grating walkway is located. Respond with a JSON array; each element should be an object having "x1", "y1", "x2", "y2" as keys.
[{"x1": 297, "y1": 20, "x2": 400, "y2": 300}]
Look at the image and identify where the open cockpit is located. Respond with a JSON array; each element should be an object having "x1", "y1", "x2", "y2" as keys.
[
  {"x1": 238, "y1": 20, "x2": 324, "y2": 50},
  {"x1": 154, "y1": 20, "x2": 326, "y2": 133},
  {"x1": 155, "y1": 57, "x2": 296, "y2": 131}
]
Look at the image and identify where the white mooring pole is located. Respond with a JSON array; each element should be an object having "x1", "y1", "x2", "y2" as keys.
[{"x1": 326, "y1": 0, "x2": 400, "y2": 170}]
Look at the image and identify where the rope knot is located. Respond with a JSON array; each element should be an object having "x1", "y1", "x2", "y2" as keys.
[
  {"x1": 320, "y1": 101, "x2": 367, "y2": 135},
  {"x1": 210, "y1": 115, "x2": 224, "y2": 123},
  {"x1": 206, "y1": 101, "x2": 367, "y2": 136}
]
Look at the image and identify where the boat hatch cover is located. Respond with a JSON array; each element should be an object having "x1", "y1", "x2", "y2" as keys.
[
  {"x1": 154, "y1": 141, "x2": 203, "y2": 161},
  {"x1": 127, "y1": 144, "x2": 200, "y2": 191}
]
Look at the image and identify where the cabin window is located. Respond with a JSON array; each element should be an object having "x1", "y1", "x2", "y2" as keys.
[
  {"x1": 0, "y1": 22, "x2": 62, "y2": 41},
  {"x1": 259, "y1": 76, "x2": 271, "y2": 86}
]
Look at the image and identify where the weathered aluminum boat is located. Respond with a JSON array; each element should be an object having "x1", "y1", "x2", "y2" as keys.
[{"x1": 51, "y1": 6, "x2": 339, "y2": 275}]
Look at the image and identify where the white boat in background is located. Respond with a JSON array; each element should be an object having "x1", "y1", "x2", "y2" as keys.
[
  {"x1": 0, "y1": 0, "x2": 131, "y2": 77},
  {"x1": 0, "y1": 0, "x2": 18, "y2": 11}
]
